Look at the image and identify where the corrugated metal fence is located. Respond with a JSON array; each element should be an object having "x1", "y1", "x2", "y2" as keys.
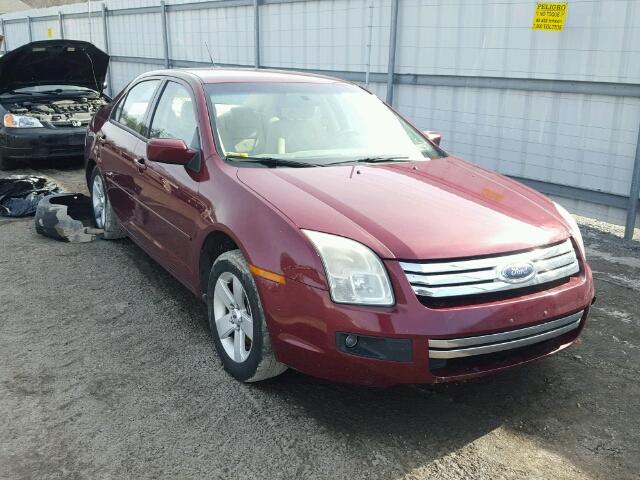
[{"x1": 1, "y1": 0, "x2": 639, "y2": 239}]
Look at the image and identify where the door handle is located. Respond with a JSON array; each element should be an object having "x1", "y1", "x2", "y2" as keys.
[{"x1": 134, "y1": 157, "x2": 147, "y2": 172}]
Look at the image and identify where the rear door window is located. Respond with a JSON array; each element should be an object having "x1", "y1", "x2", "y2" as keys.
[{"x1": 115, "y1": 80, "x2": 160, "y2": 136}]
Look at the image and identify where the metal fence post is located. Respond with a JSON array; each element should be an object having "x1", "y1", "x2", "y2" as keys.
[
  {"x1": 27, "y1": 16, "x2": 32, "y2": 42},
  {"x1": 160, "y1": 0, "x2": 170, "y2": 68},
  {"x1": 102, "y1": 4, "x2": 113, "y2": 97},
  {"x1": 59, "y1": 11, "x2": 64, "y2": 39},
  {"x1": 365, "y1": 2, "x2": 374, "y2": 87},
  {"x1": 254, "y1": 0, "x2": 260, "y2": 69},
  {"x1": 88, "y1": 0, "x2": 93, "y2": 44},
  {"x1": 385, "y1": 0, "x2": 399, "y2": 105},
  {"x1": 624, "y1": 128, "x2": 640, "y2": 240},
  {"x1": 0, "y1": 18, "x2": 6, "y2": 53}
]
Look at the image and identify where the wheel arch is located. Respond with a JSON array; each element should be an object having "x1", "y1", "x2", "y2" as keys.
[
  {"x1": 85, "y1": 158, "x2": 97, "y2": 189},
  {"x1": 198, "y1": 227, "x2": 244, "y2": 298}
]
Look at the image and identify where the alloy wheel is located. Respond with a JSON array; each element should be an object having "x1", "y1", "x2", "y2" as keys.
[
  {"x1": 91, "y1": 174, "x2": 106, "y2": 229},
  {"x1": 213, "y1": 272, "x2": 254, "y2": 363}
]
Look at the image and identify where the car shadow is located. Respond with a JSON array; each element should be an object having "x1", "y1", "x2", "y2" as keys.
[
  {"x1": 258, "y1": 363, "x2": 540, "y2": 433},
  {"x1": 259, "y1": 371, "x2": 505, "y2": 471},
  {"x1": 5, "y1": 156, "x2": 84, "y2": 171},
  {"x1": 254, "y1": 351, "x2": 603, "y2": 478}
]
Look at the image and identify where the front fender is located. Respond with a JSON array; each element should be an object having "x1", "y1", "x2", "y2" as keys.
[{"x1": 193, "y1": 159, "x2": 329, "y2": 295}]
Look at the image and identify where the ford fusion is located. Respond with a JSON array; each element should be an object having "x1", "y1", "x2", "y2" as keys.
[
  {"x1": 84, "y1": 69, "x2": 594, "y2": 386},
  {"x1": 0, "y1": 40, "x2": 109, "y2": 169}
]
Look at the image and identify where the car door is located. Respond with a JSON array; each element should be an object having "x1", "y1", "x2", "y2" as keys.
[
  {"x1": 98, "y1": 79, "x2": 161, "y2": 231},
  {"x1": 133, "y1": 79, "x2": 204, "y2": 282}
]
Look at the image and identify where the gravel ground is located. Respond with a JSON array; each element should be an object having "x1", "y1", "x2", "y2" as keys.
[{"x1": 1, "y1": 163, "x2": 639, "y2": 480}]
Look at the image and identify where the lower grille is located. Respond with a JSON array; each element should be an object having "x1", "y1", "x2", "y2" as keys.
[{"x1": 428, "y1": 310, "x2": 583, "y2": 359}]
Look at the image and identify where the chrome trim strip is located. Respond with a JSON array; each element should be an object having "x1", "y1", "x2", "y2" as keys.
[
  {"x1": 536, "y1": 251, "x2": 577, "y2": 272},
  {"x1": 428, "y1": 311, "x2": 583, "y2": 359},
  {"x1": 400, "y1": 240, "x2": 573, "y2": 274},
  {"x1": 400, "y1": 240, "x2": 579, "y2": 298},
  {"x1": 406, "y1": 269, "x2": 496, "y2": 286},
  {"x1": 536, "y1": 262, "x2": 580, "y2": 282},
  {"x1": 411, "y1": 262, "x2": 579, "y2": 298},
  {"x1": 429, "y1": 311, "x2": 583, "y2": 349}
]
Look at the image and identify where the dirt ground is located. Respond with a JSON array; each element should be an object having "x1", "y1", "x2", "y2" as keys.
[{"x1": 1, "y1": 162, "x2": 639, "y2": 480}]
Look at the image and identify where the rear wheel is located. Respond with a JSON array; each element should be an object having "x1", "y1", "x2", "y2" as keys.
[
  {"x1": 89, "y1": 166, "x2": 125, "y2": 240},
  {"x1": 207, "y1": 250, "x2": 287, "y2": 382}
]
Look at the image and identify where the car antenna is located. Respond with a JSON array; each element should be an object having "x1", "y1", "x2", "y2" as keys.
[{"x1": 204, "y1": 42, "x2": 216, "y2": 68}]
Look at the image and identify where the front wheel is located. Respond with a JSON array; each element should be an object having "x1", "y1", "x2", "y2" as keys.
[
  {"x1": 89, "y1": 166, "x2": 125, "y2": 240},
  {"x1": 207, "y1": 250, "x2": 287, "y2": 382},
  {"x1": 0, "y1": 152, "x2": 11, "y2": 170}
]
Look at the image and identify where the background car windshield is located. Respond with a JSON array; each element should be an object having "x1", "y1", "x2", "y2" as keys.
[{"x1": 206, "y1": 82, "x2": 444, "y2": 164}]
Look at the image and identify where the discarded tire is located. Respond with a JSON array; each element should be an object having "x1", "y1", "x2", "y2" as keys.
[{"x1": 35, "y1": 193, "x2": 104, "y2": 243}]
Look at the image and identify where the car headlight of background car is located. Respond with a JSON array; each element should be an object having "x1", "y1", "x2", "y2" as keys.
[
  {"x1": 553, "y1": 201, "x2": 585, "y2": 257},
  {"x1": 3, "y1": 113, "x2": 44, "y2": 128},
  {"x1": 303, "y1": 230, "x2": 394, "y2": 306}
]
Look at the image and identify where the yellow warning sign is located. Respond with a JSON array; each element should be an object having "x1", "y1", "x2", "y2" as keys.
[
  {"x1": 532, "y1": 2, "x2": 568, "y2": 31},
  {"x1": 47, "y1": 27, "x2": 54, "y2": 38}
]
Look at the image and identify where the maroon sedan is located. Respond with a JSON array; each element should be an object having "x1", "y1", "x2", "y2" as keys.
[{"x1": 85, "y1": 69, "x2": 594, "y2": 386}]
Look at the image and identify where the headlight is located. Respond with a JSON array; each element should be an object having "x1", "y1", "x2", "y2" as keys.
[
  {"x1": 4, "y1": 113, "x2": 44, "y2": 128},
  {"x1": 303, "y1": 230, "x2": 394, "y2": 306},
  {"x1": 553, "y1": 201, "x2": 585, "y2": 257}
]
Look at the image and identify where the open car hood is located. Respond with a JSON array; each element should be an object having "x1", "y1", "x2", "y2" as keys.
[{"x1": 0, "y1": 40, "x2": 109, "y2": 94}]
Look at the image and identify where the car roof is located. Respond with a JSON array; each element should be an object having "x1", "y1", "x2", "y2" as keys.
[{"x1": 142, "y1": 67, "x2": 347, "y2": 85}]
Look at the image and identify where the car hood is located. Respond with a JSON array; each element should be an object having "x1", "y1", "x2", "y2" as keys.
[
  {"x1": 0, "y1": 40, "x2": 109, "y2": 94},
  {"x1": 236, "y1": 156, "x2": 570, "y2": 260}
]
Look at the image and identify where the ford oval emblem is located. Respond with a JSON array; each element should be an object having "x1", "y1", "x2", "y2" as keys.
[{"x1": 498, "y1": 262, "x2": 536, "y2": 283}]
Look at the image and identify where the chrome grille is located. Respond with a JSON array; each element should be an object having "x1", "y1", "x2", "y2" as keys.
[
  {"x1": 429, "y1": 310, "x2": 584, "y2": 359},
  {"x1": 400, "y1": 239, "x2": 579, "y2": 298}
]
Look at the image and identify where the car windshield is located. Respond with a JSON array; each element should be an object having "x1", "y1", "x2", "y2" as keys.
[{"x1": 206, "y1": 82, "x2": 444, "y2": 166}]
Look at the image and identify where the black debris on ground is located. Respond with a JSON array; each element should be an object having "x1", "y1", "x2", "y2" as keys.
[{"x1": 0, "y1": 175, "x2": 62, "y2": 217}]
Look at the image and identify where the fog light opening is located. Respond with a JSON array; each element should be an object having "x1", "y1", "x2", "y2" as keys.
[{"x1": 345, "y1": 334, "x2": 358, "y2": 348}]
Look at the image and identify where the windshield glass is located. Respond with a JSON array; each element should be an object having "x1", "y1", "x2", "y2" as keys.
[{"x1": 206, "y1": 82, "x2": 444, "y2": 166}]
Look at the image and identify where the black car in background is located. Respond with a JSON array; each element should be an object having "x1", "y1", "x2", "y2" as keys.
[{"x1": 0, "y1": 40, "x2": 110, "y2": 169}]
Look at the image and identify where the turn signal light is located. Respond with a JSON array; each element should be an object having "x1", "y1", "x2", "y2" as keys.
[{"x1": 3, "y1": 113, "x2": 14, "y2": 127}]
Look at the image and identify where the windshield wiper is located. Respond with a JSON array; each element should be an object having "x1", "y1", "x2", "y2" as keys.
[
  {"x1": 323, "y1": 155, "x2": 411, "y2": 166},
  {"x1": 226, "y1": 154, "x2": 318, "y2": 168}
]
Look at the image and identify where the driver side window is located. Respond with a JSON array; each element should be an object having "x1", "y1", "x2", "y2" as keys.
[
  {"x1": 114, "y1": 80, "x2": 160, "y2": 135},
  {"x1": 149, "y1": 81, "x2": 199, "y2": 150}
]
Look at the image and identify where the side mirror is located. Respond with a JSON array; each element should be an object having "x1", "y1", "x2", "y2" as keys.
[
  {"x1": 423, "y1": 130, "x2": 442, "y2": 146},
  {"x1": 147, "y1": 138, "x2": 196, "y2": 165}
]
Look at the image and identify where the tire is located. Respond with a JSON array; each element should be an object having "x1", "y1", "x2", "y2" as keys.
[
  {"x1": 0, "y1": 151, "x2": 11, "y2": 170},
  {"x1": 89, "y1": 166, "x2": 125, "y2": 240},
  {"x1": 207, "y1": 250, "x2": 287, "y2": 382}
]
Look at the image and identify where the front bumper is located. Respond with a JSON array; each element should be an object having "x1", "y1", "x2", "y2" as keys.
[
  {"x1": 0, "y1": 126, "x2": 86, "y2": 160},
  {"x1": 257, "y1": 261, "x2": 594, "y2": 386}
]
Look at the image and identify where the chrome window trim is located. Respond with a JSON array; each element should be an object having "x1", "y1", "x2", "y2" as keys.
[
  {"x1": 400, "y1": 239, "x2": 579, "y2": 298},
  {"x1": 428, "y1": 310, "x2": 583, "y2": 359}
]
